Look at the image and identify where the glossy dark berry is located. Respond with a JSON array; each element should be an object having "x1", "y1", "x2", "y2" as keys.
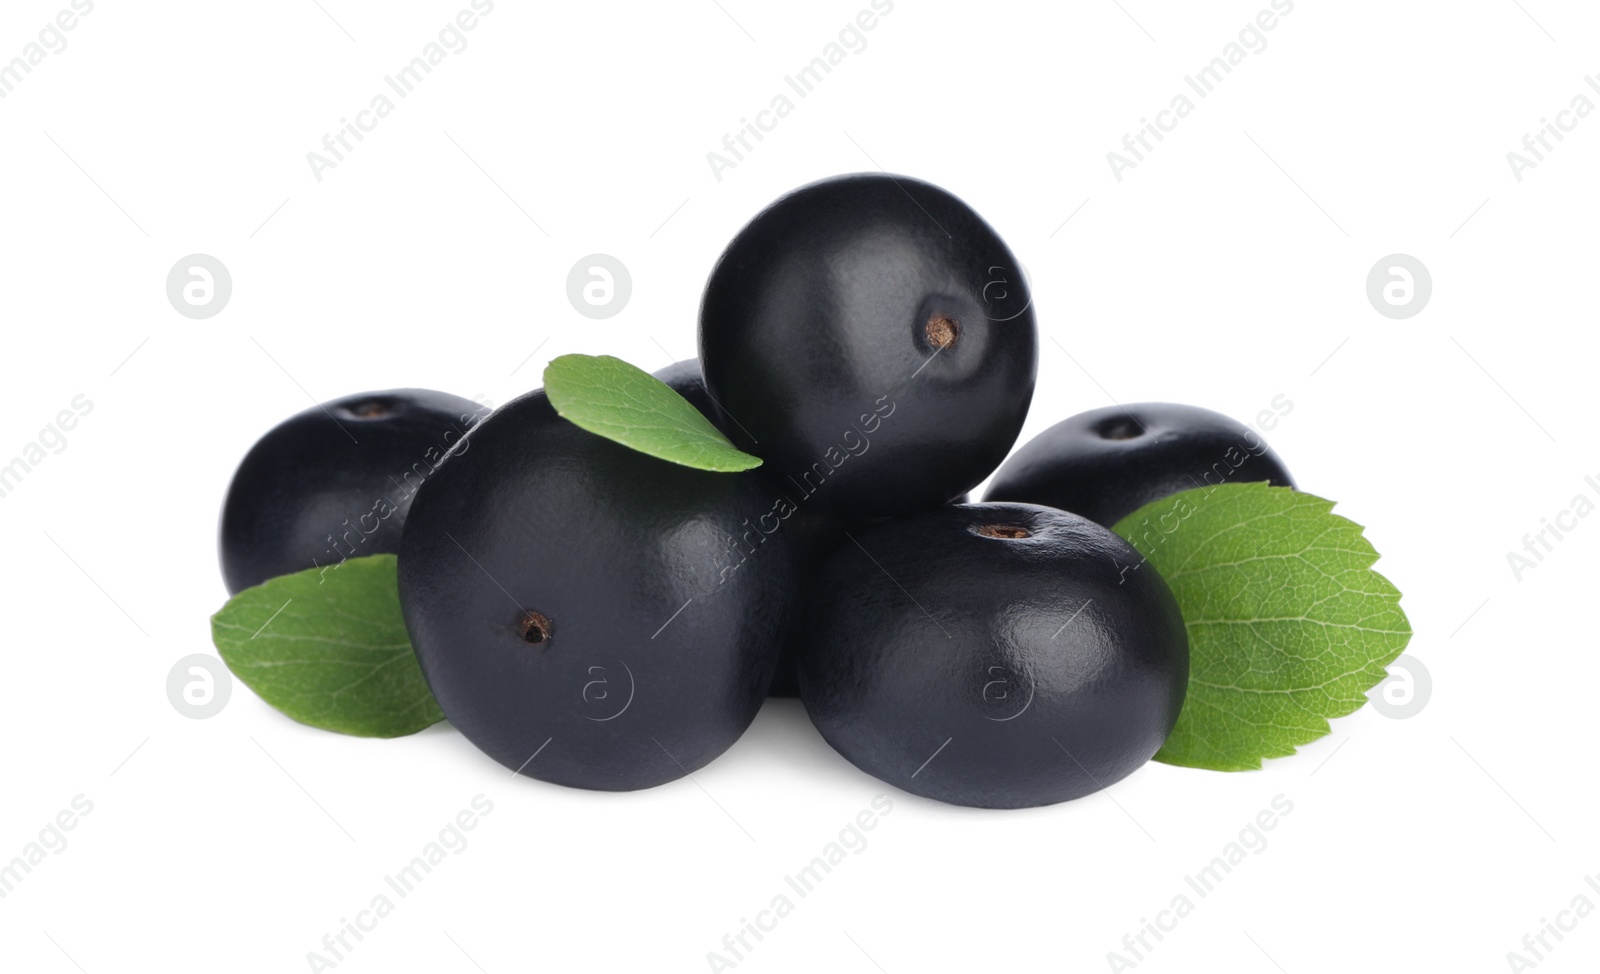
[
  {"x1": 653, "y1": 358, "x2": 861, "y2": 699},
  {"x1": 698, "y1": 173, "x2": 1038, "y2": 518},
  {"x1": 985, "y1": 403, "x2": 1295, "y2": 528},
  {"x1": 797, "y1": 503, "x2": 1188, "y2": 809},
  {"x1": 654, "y1": 357, "x2": 858, "y2": 575},
  {"x1": 764, "y1": 505, "x2": 857, "y2": 699},
  {"x1": 397, "y1": 385, "x2": 797, "y2": 791},
  {"x1": 218, "y1": 389, "x2": 487, "y2": 594}
]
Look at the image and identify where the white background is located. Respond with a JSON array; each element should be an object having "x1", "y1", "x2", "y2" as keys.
[{"x1": 1, "y1": 1, "x2": 1596, "y2": 971}]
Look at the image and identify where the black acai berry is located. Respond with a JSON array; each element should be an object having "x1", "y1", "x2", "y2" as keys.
[
  {"x1": 797, "y1": 502, "x2": 1189, "y2": 809},
  {"x1": 218, "y1": 389, "x2": 488, "y2": 594},
  {"x1": 699, "y1": 173, "x2": 1038, "y2": 518},
  {"x1": 985, "y1": 402, "x2": 1295, "y2": 528},
  {"x1": 397, "y1": 386, "x2": 798, "y2": 791}
]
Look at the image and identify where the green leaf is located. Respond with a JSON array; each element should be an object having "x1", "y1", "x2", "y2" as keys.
[
  {"x1": 210, "y1": 554, "x2": 443, "y2": 738},
  {"x1": 1112, "y1": 482, "x2": 1411, "y2": 771},
  {"x1": 542, "y1": 353, "x2": 762, "y2": 472}
]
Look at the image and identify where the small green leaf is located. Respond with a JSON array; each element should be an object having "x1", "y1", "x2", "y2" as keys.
[
  {"x1": 210, "y1": 555, "x2": 443, "y2": 738},
  {"x1": 1112, "y1": 482, "x2": 1411, "y2": 771},
  {"x1": 542, "y1": 353, "x2": 762, "y2": 472}
]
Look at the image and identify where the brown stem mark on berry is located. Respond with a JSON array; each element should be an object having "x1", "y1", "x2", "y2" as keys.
[
  {"x1": 518, "y1": 610, "x2": 554, "y2": 644},
  {"x1": 975, "y1": 524, "x2": 1031, "y2": 540},
  {"x1": 925, "y1": 313, "x2": 960, "y2": 351},
  {"x1": 347, "y1": 398, "x2": 395, "y2": 419}
]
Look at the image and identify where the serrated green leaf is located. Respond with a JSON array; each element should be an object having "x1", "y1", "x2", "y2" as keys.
[
  {"x1": 210, "y1": 554, "x2": 443, "y2": 738},
  {"x1": 542, "y1": 353, "x2": 762, "y2": 472},
  {"x1": 1112, "y1": 482, "x2": 1411, "y2": 771}
]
